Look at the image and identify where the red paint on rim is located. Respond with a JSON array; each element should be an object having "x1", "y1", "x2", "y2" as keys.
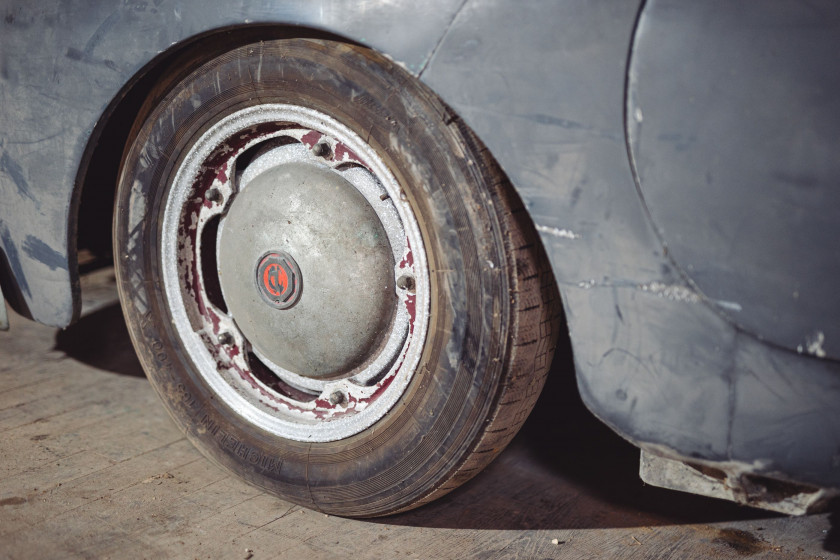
[{"x1": 178, "y1": 123, "x2": 417, "y2": 421}]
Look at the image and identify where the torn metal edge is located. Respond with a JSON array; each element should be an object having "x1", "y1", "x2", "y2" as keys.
[{"x1": 640, "y1": 449, "x2": 837, "y2": 516}]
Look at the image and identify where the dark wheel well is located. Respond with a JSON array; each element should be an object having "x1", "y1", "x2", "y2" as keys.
[{"x1": 73, "y1": 24, "x2": 359, "y2": 272}]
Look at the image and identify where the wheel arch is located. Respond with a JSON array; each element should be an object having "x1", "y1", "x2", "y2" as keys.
[
  {"x1": 71, "y1": 23, "x2": 564, "y2": 351},
  {"x1": 71, "y1": 21, "x2": 570, "y2": 392},
  {"x1": 71, "y1": 24, "x2": 361, "y2": 293}
]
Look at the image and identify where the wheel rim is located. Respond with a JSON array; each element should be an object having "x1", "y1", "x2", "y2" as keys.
[{"x1": 160, "y1": 104, "x2": 429, "y2": 442}]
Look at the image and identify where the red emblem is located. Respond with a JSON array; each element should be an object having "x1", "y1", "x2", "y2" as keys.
[
  {"x1": 255, "y1": 251, "x2": 301, "y2": 309},
  {"x1": 263, "y1": 263, "x2": 289, "y2": 298}
]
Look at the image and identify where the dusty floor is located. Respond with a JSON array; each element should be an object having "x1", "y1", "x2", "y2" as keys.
[{"x1": 1, "y1": 268, "x2": 838, "y2": 559}]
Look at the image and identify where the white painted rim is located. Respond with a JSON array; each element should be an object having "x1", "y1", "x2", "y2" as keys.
[{"x1": 160, "y1": 104, "x2": 429, "y2": 442}]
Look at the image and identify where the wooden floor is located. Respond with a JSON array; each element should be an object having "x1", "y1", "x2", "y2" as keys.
[{"x1": 1, "y1": 268, "x2": 838, "y2": 559}]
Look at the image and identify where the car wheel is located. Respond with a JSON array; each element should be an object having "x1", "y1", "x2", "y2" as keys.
[{"x1": 114, "y1": 38, "x2": 559, "y2": 517}]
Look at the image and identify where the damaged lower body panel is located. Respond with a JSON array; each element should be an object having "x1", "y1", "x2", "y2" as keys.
[
  {"x1": 560, "y1": 274, "x2": 840, "y2": 517},
  {"x1": 640, "y1": 451, "x2": 837, "y2": 515}
]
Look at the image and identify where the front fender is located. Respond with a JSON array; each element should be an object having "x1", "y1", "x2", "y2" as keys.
[{"x1": 0, "y1": 0, "x2": 464, "y2": 327}]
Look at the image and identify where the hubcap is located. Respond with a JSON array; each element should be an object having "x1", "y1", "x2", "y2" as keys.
[
  {"x1": 160, "y1": 104, "x2": 429, "y2": 442},
  {"x1": 217, "y1": 158, "x2": 396, "y2": 379}
]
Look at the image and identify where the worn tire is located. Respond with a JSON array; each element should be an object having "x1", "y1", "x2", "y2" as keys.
[{"x1": 114, "y1": 38, "x2": 560, "y2": 517}]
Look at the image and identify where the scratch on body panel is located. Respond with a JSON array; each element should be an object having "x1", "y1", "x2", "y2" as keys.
[
  {"x1": 715, "y1": 300, "x2": 743, "y2": 312},
  {"x1": 517, "y1": 113, "x2": 622, "y2": 142},
  {"x1": 65, "y1": 9, "x2": 122, "y2": 71},
  {"x1": 637, "y1": 282, "x2": 700, "y2": 304},
  {"x1": 797, "y1": 331, "x2": 826, "y2": 358},
  {"x1": 536, "y1": 224, "x2": 580, "y2": 240}
]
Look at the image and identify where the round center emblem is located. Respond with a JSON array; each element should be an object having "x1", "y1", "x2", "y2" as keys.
[{"x1": 255, "y1": 251, "x2": 302, "y2": 309}]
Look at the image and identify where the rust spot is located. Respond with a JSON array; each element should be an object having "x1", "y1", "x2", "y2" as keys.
[
  {"x1": 741, "y1": 473, "x2": 821, "y2": 506},
  {"x1": 686, "y1": 461, "x2": 727, "y2": 481}
]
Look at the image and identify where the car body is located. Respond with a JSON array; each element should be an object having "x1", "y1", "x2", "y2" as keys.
[{"x1": 1, "y1": 0, "x2": 838, "y2": 514}]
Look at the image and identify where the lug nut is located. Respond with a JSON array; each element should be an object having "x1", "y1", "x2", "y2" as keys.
[
  {"x1": 312, "y1": 142, "x2": 332, "y2": 158},
  {"x1": 205, "y1": 187, "x2": 223, "y2": 203},
  {"x1": 218, "y1": 332, "x2": 234, "y2": 346},
  {"x1": 396, "y1": 275, "x2": 416, "y2": 293},
  {"x1": 329, "y1": 391, "x2": 346, "y2": 406}
]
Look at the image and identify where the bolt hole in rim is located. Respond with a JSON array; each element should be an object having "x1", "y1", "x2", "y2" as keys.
[{"x1": 161, "y1": 105, "x2": 429, "y2": 442}]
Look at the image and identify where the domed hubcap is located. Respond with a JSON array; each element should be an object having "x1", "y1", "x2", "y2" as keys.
[{"x1": 217, "y1": 157, "x2": 396, "y2": 379}]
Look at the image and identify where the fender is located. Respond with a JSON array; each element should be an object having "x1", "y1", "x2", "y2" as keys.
[{"x1": 0, "y1": 0, "x2": 466, "y2": 327}]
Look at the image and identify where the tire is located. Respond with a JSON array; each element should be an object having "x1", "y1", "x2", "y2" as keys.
[{"x1": 114, "y1": 38, "x2": 560, "y2": 517}]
